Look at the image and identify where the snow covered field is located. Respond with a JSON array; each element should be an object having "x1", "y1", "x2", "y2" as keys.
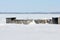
[
  {"x1": 0, "y1": 14, "x2": 60, "y2": 40},
  {"x1": 0, "y1": 24, "x2": 60, "y2": 40}
]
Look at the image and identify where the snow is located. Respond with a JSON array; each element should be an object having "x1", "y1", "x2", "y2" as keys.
[
  {"x1": 0, "y1": 14, "x2": 60, "y2": 40},
  {"x1": 0, "y1": 24, "x2": 60, "y2": 40}
]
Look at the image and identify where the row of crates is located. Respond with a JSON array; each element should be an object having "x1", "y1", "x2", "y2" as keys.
[{"x1": 6, "y1": 17, "x2": 60, "y2": 24}]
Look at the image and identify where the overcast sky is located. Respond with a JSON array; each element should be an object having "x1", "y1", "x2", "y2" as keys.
[{"x1": 0, "y1": 0, "x2": 60, "y2": 12}]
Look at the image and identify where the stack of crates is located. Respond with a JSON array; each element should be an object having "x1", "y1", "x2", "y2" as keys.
[{"x1": 52, "y1": 17, "x2": 60, "y2": 24}]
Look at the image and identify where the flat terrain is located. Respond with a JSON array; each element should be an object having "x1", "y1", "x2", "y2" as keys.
[{"x1": 0, "y1": 24, "x2": 60, "y2": 40}]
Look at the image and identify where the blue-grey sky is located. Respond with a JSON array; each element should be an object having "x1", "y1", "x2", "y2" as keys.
[{"x1": 0, "y1": 0, "x2": 60, "y2": 12}]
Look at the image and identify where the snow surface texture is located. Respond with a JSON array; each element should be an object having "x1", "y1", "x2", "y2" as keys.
[{"x1": 0, "y1": 24, "x2": 60, "y2": 40}]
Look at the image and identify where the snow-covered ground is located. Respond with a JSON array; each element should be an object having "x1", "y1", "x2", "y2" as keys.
[
  {"x1": 0, "y1": 14, "x2": 60, "y2": 40},
  {"x1": 0, "y1": 24, "x2": 60, "y2": 40}
]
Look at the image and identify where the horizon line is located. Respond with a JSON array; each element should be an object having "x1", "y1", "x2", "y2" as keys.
[{"x1": 0, "y1": 12, "x2": 60, "y2": 14}]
